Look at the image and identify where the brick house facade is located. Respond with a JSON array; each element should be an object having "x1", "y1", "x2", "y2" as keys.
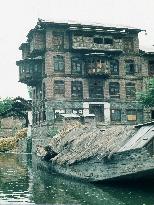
[{"x1": 16, "y1": 19, "x2": 154, "y2": 130}]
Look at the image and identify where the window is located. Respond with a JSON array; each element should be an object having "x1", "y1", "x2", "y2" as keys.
[
  {"x1": 33, "y1": 63, "x2": 42, "y2": 73},
  {"x1": 52, "y1": 32, "x2": 64, "y2": 50},
  {"x1": 54, "y1": 80, "x2": 65, "y2": 95},
  {"x1": 71, "y1": 81, "x2": 83, "y2": 98},
  {"x1": 94, "y1": 37, "x2": 103, "y2": 44},
  {"x1": 111, "y1": 109, "x2": 121, "y2": 121},
  {"x1": 34, "y1": 64, "x2": 38, "y2": 72},
  {"x1": 125, "y1": 60, "x2": 135, "y2": 75},
  {"x1": 109, "y1": 82, "x2": 120, "y2": 98},
  {"x1": 54, "y1": 56, "x2": 65, "y2": 72},
  {"x1": 110, "y1": 60, "x2": 119, "y2": 75},
  {"x1": 72, "y1": 58, "x2": 82, "y2": 74},
  {"x1": 148, "y1": 61, "x2": 154, "y2": 75},
  {"x1": 126, "y1": 82, "x2": 136, "y2": 98},
  {"x1": 104, "y1": 38, "x2": 113, "y2": 45},
  {"x1": 89, "y1": 80, "x2": 103, "y2": 98},
  {"x1": 127, "y1": 110, "x2": 137, "y2": 121}
]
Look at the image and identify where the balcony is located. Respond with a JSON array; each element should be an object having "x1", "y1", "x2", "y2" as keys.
[
  {"x1": 87, "y1": 67, "x2": 110, "y2": 78},
  {"x1": 16, "y1": 59, "x2": 43, "y2": 86}
]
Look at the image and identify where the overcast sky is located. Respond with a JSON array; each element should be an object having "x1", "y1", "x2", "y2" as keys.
[{"x1": 0, "y1": 0, "x2": 154, "y2": 99}]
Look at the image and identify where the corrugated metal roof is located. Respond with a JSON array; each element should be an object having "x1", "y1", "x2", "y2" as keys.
[{"x1": 118, "y1": 125, "x2": 154, "y2": 152}]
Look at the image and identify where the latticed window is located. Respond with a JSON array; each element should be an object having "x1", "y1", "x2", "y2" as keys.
[
  {"x1": 72, "y1": 58, "x2": 82, "y2": 74},
  {"x1": 54, "y1": 80, "x2": 65, "y2": 95},
  {"x1": 110, "y1": 60, "x2": 119, "y2": 75},
  {"x1": 71, "y1": 81, "x2": 83, "y2": 98},
  {"x1": 126, "y1": 82, "x2": 136, "y2": 98},
  {"x1": 89, "y1": 80, "x2": 103, "y2": 98},
  {"x1": 125, "y1": 60, "x2": 135, "y2": 75},
  {"x1": 54, "y1": 55, "x2": 65, "y2": 72},
  {"x1": 109, "y1": 82, "x2": 120, "y2": 98},
  {"x1": 111, "y1": 109, "x2": 121, "y2": 121}
]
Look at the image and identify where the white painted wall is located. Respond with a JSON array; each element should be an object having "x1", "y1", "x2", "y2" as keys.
[{"x1": 83, "y1": 102, "x2": 110, "y2": 124}]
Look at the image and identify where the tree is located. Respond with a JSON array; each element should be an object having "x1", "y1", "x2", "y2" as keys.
[
  {"x1": 0, "y1": 98, "x2": 13, "y2": 115},
  {"x1": 0, "y1": 97, "x2": 32, "y2": 127},
  {"x1": 138, "y1": 78, "x2": 154, "y2": 107}
]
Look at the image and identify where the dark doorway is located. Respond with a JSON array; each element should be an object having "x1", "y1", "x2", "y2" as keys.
[{"x1": 89, "y1": 104, "x2": 104, "y2": 122}]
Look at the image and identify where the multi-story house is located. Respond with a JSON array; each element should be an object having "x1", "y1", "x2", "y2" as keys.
[{"x1": 16, "y1": 19, "x2": 154, "y2": 136}]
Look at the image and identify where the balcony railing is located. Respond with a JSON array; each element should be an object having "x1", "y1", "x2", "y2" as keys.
[
  {"x1": 87, "y1": 67, "x2": 110, "y2": 78},
  {"x1": 19, "y1": 71, "x2": 42, "y2": 86}
]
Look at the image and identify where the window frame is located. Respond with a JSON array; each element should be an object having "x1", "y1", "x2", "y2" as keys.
[
  {"x1": 125, "y1": 60, "x2": 135, "y2": 75},
  {"x1": 111, "y1": 109, "x2": 121, "y2": 122},
  {"x1": 54, "y1": 80, "x2": 65, "y2": 95},
  {"x1": 71, "y1": 81, "x2": 83, "y2": 99},
  {"x1": 110, "y1": 60, "x2": 119, "y2": 75},
  {"x1": 53, "y1": 55, "x2": 65, "y2": 73},
  {"x1": 89, "y1": 79, "x2": 104, "y2": 99},
  {"x1": 109, "y1": 82, "x2": 120, "y2": 98},
  {"x1": 126, "y1": 82, "x2": 136, "y2": 98},
  {"x1": 71, "y1": 58, "x2": 82, "y2": 74}
]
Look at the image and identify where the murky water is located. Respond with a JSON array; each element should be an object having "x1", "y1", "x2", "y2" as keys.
[{"x1": 0, "y1": 153, "x2": 154, "y2": 205}]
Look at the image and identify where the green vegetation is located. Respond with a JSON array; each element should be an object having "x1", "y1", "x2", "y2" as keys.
[
  {"x1": 0, "y1": 97, "x2": 32, "y2": 127},
  {"x1": 0, "y1": 98, "x2": 13, "y2": 115},
  {"x1": 138, "y1": 78, "x2": 154, "y2": 107}
]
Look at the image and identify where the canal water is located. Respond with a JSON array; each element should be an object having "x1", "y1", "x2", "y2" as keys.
[{"x1": 0, "y1": 153, "x2": 154, "y2": 205}]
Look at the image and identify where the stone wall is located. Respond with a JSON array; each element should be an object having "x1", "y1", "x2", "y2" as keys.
[
  {"x1": 31, "y1": 123, "x2": 57, "y2": 153},
  {"x1": 48, "y1": 148, "x2": 154, "y2": 182}
]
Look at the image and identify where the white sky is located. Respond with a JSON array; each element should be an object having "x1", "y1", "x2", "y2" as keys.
[{"x1": 0, "y1": 0, "x2": 154, "y2": 99}]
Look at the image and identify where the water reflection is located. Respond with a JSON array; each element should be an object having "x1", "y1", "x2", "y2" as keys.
[
  {"x1": 0, "y1": 153, "x2": 154, "y2": 205},
  {"x1": 0, "y1": 154, "x2": 33, "y2": 204}
]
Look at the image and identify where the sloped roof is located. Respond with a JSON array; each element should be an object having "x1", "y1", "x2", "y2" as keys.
[
  {"x1": 38, "y1": 18, "x2": 142, "y2": 31},
  {"x1": 118, "y1": 125, "x2": 154, "y2": 152}
]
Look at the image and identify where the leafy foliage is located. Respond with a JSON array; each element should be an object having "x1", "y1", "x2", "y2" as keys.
[
  {"x1": 0, "y1": 98, "x2": 13, "y2": 115},
  {"x1": 0, "y1": 97, "x2": 32, "y2": 127},
  {"x1": 138, "y1": 78, "x2": 154, "y2": 107}
]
